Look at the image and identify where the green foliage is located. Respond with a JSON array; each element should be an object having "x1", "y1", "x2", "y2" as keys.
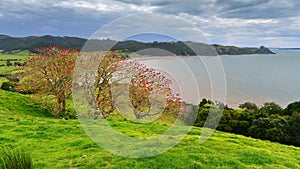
[
  {"x1": 213, "y1": 45, "x2": 275, "y2": 55},
  {"x1": 195, "y1": 100, "x2": 300, "y2": 146},
  {"x1": 0, "y1": 81, "x2": 16, "y2": 92},
  {"x1": 195, "y1": 106, "x2": 254, "y2": 135},
  {"x1": 199, "y1": 98, "x2": 214, "y2": 107},
  {"x1": 258, "y1": 102, "x2": 283, "y2": 116},
  {"x1": 0, "y1": 148, "x2": 33, "y2": 169},
  {"x1": 288, "y1": 112, "x2": 300, "y2": 146},
  {"x1": 5, "y1": 60, "x2": 12, "y2": 66},
  {"x1": 249, "y1": 117, "x2": 290, "y2": 143},
  {"x1": 239, "y1": 102, "x2": 259, "y2": 113},
  {"x1": 284, "y1": 101, "x2": 300, "y2": 116}
]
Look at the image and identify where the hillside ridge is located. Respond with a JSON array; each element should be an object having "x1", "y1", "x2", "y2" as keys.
[{"x1": 0, "y1": 35, "x2": 275, "y2": 55}]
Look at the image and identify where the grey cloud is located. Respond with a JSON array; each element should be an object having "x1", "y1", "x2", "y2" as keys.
[
  {"x1": 153, "y1": 0, "x2": 216, "y2": 16},
  {"x1": 0, "y1": 0, "x2": 299, "y2": 47},
  {"x1": 216, "y1": 0, "x2": 300, "y2": 19},
  {"x1": 216, "y1": 0, "x2": 270, "y2": 11},
  {"x1": 114, "y1": 0, "x2": 179, "y2": 6},
  {"x1": 0, "y1": 0, "x2": 122, "y2": 37}
]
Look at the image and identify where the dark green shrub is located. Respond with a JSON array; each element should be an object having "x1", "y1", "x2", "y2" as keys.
[
  {"x1": 0, "y1": 81, "x2": 16, "y2": 92},
  {"x1": 288, "y1": 112, "x2": 300, "y2": 146},
  {"x1": 249, "y1": 117, "x2": 290, "y2": 143},
  {"x1": 6, "y1": 60, "x2": 12, "y2": 66},
  {"x1": 239, "y1": 102, "x2": 259, "y2": 113},
  {"x1": 0, "y1": 148, "x2": 33, "y2": 169},
  {"x1": 284, "y1": 101, "x2": 300, "y2": 116},
  {"x1": 259, "y1": 102, "x2": 282, "y2": 116},
  {"x1": 0, "y1": 81, "x2": 33, "y2": 94}
]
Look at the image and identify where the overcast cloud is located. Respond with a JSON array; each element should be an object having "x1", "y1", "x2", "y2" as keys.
[{"x1": 0, "y1": 0, "x2": 299, "y2": 47}]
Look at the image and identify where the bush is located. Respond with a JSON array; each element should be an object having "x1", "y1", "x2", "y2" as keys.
[
  {"x1": 239, "y1": 102, "x2": 258, "y2": 113},
  {"x1": 284, "y1": 101, "x2": 300, "y2": 116},
  {"x1": 0, "y1": 148, "x2": 33, "y2": 169},
  {"x1": 0, "y1": 81, "x2": 16, "y2": 92},
  {"x1": 6, "y1": 60, "x2": 12, "y2": 66},
  {"x1": 288, "y1": 112, "x2": 300, "y2": 146},
  {"x1": 249, "y1": 117, "x2": 290, "y2": 143},
  {"x1": 0, "y1": 81, "x2": 34, "y2": 94},
  {"x1": 258, "y1": 102, "x2": 282, "y2": 116}
]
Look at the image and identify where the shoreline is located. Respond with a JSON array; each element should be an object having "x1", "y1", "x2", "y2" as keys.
[{"x1": 130, "y1": 55, "x2": 190, "y2": 61}]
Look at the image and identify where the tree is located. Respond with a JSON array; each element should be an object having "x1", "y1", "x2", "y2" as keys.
[
  {"x1": 258, "y1": 102, "x2": 282, "y2": 116},
  {"x1": 90, "y1": 50, "x2": 183, "y2": 120},
  {"x1": 199, "y1": 98, "x2": 214, "y2": 108},
  {"x1": 288, "y1": 112, "x2": 300, "y2": 146},
  {"x1": 116, "y1": 60, "x2": 183, "y2": 120},
  {"x1": 94, "y1": 50, "x2": 126, "y2": 119},
  {"x1": 73, "y1": 50, "x2": 183, "y2": 121},
  {"x1": 125, "y1": 62, "x2": 175, "y2": 119},
  {"x1": 284, "y1": 101, "x2": 300, "y2": 116},
  {"x1": 19, "y1": 46, "x2": 78, "y2": 117},
  {"x1": 249, "y1": 117, "x2": 289, "y2": 143},
  {"x1": 239, "y1": 102, "x2": 259, "y2": 114}
]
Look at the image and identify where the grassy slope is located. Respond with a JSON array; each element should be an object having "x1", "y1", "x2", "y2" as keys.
[
  {"x1": 0, "y1": 51, "x2": 29, "y2": 74},
  {"x1": 0, "y1": 51, "x2": 29, "y2": 87},
  {"x1": 0, "y1": 90, "x2": 300, "y2": 169}
]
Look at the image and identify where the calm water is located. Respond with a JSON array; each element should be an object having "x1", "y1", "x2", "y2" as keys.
[{"x1": 139, "y1": 50, "x2": 300, "y2": 108}]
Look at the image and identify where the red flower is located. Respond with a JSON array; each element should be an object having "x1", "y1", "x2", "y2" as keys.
[{"x1": 67, "y1": 67, "x2": 74, "y2": 71}]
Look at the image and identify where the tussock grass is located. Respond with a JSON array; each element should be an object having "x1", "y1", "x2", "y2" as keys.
[{"x1": 0, "y1": 148, "x2": 33, "y2": 169}]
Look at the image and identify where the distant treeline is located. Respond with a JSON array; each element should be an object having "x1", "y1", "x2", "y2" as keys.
[
  {"x1": 0, "y1": 35, "x2": 274, "y2": 55},
  {"x1": 184, "y1": 99, "x2": 300, "y2": 147}
]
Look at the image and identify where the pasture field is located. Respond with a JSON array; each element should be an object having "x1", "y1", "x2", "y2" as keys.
[{"x1": 0, "y1": 90, "x2": 299, "y2": 168}]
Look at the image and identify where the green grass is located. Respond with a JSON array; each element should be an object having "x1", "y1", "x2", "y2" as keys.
[
  {"x1": 0, "y1": 148, "x2": 33, "y2": 169},
  {"x1": 0, "y1": 66, "x2": 18, "y2": 74},
  {"x1": 0, "y1": 50, "x2": 30, "y2": 60},
  {"x1": 0, "y1": 90, "x2": 299, "y2": 168},
  {"x1": 0, "y1": 51, "x2": 29, "y2": 74},
  {"x1": 0, "y1": 78, "x2": 7, "y2": 87}
]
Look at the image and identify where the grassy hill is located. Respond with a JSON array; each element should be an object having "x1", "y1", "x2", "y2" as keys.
[{"x1": 0, "y1": 90, "x2": 299, "y2": 168}]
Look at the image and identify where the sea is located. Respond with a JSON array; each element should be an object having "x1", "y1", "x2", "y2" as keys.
[{"x1": 138, "y1": 50, "x2": 300, "y2": 108}]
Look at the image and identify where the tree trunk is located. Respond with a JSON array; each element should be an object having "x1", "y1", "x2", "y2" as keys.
[
  {"x1": 61, "y1": 99, "x2": 66, "y2": 113},
  {"x1": 55, "y1": 99, "x2": 62, "y2": 116},
  {"x1": 54, "y1": 97, "x2": 66, "y2": 117},
  {"x1": 96, "y1": 83, "x2": 115, "y2": 119}
]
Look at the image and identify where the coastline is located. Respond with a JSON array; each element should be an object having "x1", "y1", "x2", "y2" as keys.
[{"x1": 129, "y1": 55, "x2": 190, "y2": 61}]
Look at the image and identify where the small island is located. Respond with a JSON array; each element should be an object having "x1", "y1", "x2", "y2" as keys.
[{"x1": 213, "y1": 45, "x2": 275, "y2": 55}]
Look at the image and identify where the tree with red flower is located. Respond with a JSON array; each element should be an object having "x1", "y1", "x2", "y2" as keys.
[{"x1": 19, "y1": 46, "x2": 78, "y2": 116}]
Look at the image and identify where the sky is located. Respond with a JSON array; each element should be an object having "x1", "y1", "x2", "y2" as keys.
[{"x1": 0, "y1": 0, "x2": 299, "y2": 47}]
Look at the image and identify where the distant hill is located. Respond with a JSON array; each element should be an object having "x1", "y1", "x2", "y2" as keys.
[
  {"x1": 0, "y1": 35, "x2": 275, "y2": 55},
  {"x1": 0, "y1": 35, "x2": 86, "y2": 53}
]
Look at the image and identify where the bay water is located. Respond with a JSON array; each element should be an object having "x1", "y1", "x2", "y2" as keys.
[{"x1": 139, "y1": 50, "x2": 300, "y2": 108}]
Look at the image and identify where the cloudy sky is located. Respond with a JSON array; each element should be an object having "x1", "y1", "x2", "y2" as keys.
[{"x1": 0, "y1": 0, "x2": 299, "y2": 47}]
